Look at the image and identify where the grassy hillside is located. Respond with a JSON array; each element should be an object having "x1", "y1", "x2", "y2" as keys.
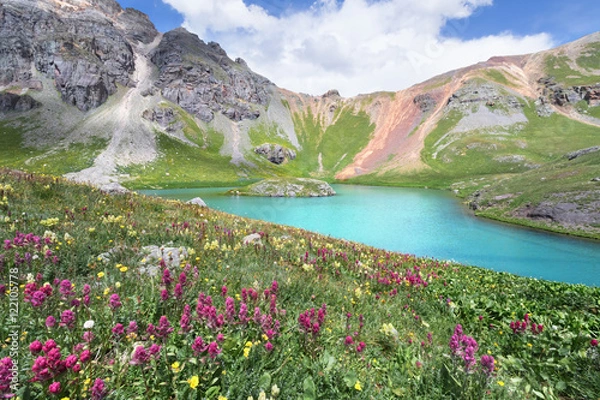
[{"x1": 0, "y1": 169, "x2": 599, "y2": 399}]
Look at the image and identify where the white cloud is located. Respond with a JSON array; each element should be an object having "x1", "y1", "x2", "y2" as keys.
[{"x1": 161, "y1": 0, "x2": 555, "y2": 96}]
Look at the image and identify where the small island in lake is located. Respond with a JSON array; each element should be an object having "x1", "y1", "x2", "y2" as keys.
[{"x1": 229, "y1": 178, "x2": 336, "y2": 197}]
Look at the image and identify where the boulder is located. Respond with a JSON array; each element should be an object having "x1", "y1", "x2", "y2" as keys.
[
  {"x1": 242, "y1": 233, "x2": 262, "y2": 246},
  {"x1": 254, "y1": 143, "x2": 296, "y2": 165},
  {"x1": 186, "y1": 197, "x2": 207, "y2": 207},
  {"x1": 100, "y1": 182, "x2": 129, "y2": 195},
  {"x1": 0, "y1": 93, "x2": 40, "y2": 112}
]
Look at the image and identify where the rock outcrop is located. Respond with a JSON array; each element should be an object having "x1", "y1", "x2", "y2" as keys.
[
  {"x1": 254, "y1": 143, "x2": 296, "y2": 164},
  {"x1": 566, "y1": 146, "x2": 600, "y2": 161},
  {"x1": 0, "y1": 93, "x2": 40, "y2": 112},
  {"x1": 0, "y1": 0, "x2": 158, "y2": 112},
  {"x1": 413, "y1": 93, "x2": 436, "y2": 112},
  {"x1": 150, "y1": 28, "x2": 272, "y2": 123},
  {"x1": 238, "y1": 178, "x2": 336, "y2": 197},
  {"x1": 142, "y1": 106, "x2": 182, "y2": 132}
]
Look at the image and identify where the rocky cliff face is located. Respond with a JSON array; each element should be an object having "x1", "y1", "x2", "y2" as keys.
[
  {"x1": 150, "y1": 28, "x2": 272, "y2": 123},
  {"x1": 0, "y1": 0, "x2": 157, "y2": 111}
]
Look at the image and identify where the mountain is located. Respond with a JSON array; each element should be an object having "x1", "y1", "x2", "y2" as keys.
[{"x1": 0, "y1": 0, "x2": 599, "y2": 238}]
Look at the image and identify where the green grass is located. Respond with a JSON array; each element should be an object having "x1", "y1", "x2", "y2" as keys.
[
  {"x1": 248, "y1": 122, "x2": 296, "y2": 149},
  {"x1": 482, "y1": 69, "x2": 514, "y2": 87},
  {"x1": 0, "y1": 122, "x2": 43, "y2": 168},
  {"x1": 0, "y1": 122, "x2": 106, "y2": 175},
  {"x1": 575, "y1": 100, "x2": 600, "y2": 119},
  {"x1": 318, "y1": 108, "x2": 375, "y2": 173},
  {"x1": 1, "y1": 170, "x2": 599, "y2": 399},
  {"x1": 545, "y1": 54, "x2": 600, "y2": 86},
  {"x1": 576, "y1": 42, "x2": 600, "y2": 72},
  {"x1": 124, "y1": 132, "x2": 240, "y2": 189}
]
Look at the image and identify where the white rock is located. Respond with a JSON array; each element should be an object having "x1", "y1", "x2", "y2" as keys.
[{"x1": 186, "y1": 197, "x2": 207, "y2": 207}]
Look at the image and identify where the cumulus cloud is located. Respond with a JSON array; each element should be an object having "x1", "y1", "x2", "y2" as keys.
[{"x1": 161, "y1": 0, "x2": 555, "y2": 96}]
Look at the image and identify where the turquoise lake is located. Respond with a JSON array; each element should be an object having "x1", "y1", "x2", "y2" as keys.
[{"x1": 141, "y1": 185, "x2": 600, "y2": 286}]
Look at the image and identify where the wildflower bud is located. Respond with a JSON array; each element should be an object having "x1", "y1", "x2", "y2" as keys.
[{"x1": 592, "y1": 339, "x2": 599, "y2": 347}]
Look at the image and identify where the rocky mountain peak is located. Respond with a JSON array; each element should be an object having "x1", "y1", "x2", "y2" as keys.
[{"x1": 151, "y1": 26, "x2": 273, "y2": 123}]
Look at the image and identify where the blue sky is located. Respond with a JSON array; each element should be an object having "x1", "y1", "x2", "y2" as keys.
[{"x1": 116, "y1": 0, "x2": 599, "y2": 96}]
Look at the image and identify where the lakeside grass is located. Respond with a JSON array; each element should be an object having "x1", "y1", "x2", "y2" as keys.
[{"x1": 0, "y1": 169, "x2": 599, "y2": 399}]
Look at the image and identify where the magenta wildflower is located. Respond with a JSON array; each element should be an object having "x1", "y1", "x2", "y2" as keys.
[
  {"x1": 148, "y1": 343, "x2": 161, "y2": 358},
  {"x1": 238, "y1": 302, "x2": 249, "y2": 324},
  {"x1": 59, "y1": 279, "x2": 74, "y2": 298},
  {"x1": 65, "y1": 355, "x2": 78, "y2": 369},
  {"x1": 592, "y1": 339, "x2": 599, "y2": 347},
  {"x1": 156, "y1": 316, "x2": 174, "y2": 339},
  {"x1": 109, "y1": 293, "x2": 122, "y2": 309},
  {"x1": 160, "y1": 289, "x2": 169, "y2": 301},
  {"x1": 192, "y1": 336, "x2": 205, "y2": 355},
  {"x1": 174, "y1": 283, "x2": 183, "y2": 299},
  {"x1": 225, "y1": 297, "x2": 236, "y2": 322},
  {"x1": 60, "y1": 309, "x2": 76, "y2": 329},
  {"x1": 79, "y1": 350, "x2": 91, "y2": 363},
  {"x1": 207, "y1": 341, "x2": 221, "y2": 359},
  {"x1": 178, "y1": 272, "x2": 187, "y2": 285},
  {"x1": 83, "y1": 331, "x2": 95, "y2": 343},
  {"x1": 31, "y1": 290, "x2": 47, "y2": 307},
  {"x1": 91, "y1": 378, "x2": 106, "y2": 400},
  {"x1": 0, "y1": 357, "x2": 14, "y2": 394},
  {"x1": 112, "y1": 323, "x2": 124, "y2": 336},
  {"x1": 221, "y1": 285, "x2": 228, "y2": 297},
  {"x1": 265, "y1": 341, "x2": 274, "y2": 352},
  {"x1": 449, "y1": 324, "x2": 479, "y2": 370},
  {"x1": 162, "y1": 269, "x2": 172, "y2": 286},
  {"x1": 48, "y1": 381, "x2": 61, "y2": 394},
  {"x1": 180, "y1": 305, "x2": 192, "y2": 333},
  {"x1": 480, "y1": 354, "x2": 495, "y2": 376},
  {"x1": 127, "y1": 321, "x2": 138, "y2": 334},
  {"x1": 356, "y1": 342, "x2": 366, "y2": 353},
  {"x1": 29, "y1": 340, "x2": 43, "y2": 354},
  {"x1": 344, "y1": 336, "x2": 354, "y2": 346},
  {"x1": 42, "y1": 339, "x2": 57, "y2": 353},
  {"x1": 31, "y1": 356, "x2": 52, "y2": 381},
  {"x1": 130, "y1": 346, "x2": 150, "y2": 365}
]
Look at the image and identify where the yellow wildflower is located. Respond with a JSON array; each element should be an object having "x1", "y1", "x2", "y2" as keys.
[
  {"x1": 97, "y1": 272, "x2": 105, "y2": 278},
  {"x1": 217, "y1": 396, "x2": 228, "y2": 400},
  {"x1": 497, "y1": 381, "x2": 505, "y2": 387},
  {"x1": 171, "y1": 361, "x2": 181, "y2": 373},
  {"x1": 119, "y1": 266, "x2": 128, "y2": 273},
  {"x1": 187, "y1": 375, "x2": 199, "y2": 389},
  {"x1": 354, "y1": 380, "x2": 362, "y2": 391}
]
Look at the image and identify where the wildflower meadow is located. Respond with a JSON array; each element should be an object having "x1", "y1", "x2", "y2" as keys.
[{"x1": 0, "y1": 169, "x2": 599, "y2": 399}]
